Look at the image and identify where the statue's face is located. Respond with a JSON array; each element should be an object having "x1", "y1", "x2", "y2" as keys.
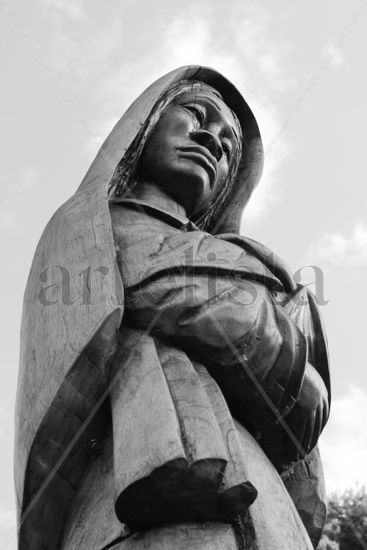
[{"x1": 137, "y1": 90, "x2": 241, "y2": 216}]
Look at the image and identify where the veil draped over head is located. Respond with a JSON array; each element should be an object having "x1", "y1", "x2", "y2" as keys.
[
  {"x1": 15, "y1": 66, "x2": 263, "y2": 548},
  {"x1": 107, "y1": 80, "x2": 245, "y2": 232}
]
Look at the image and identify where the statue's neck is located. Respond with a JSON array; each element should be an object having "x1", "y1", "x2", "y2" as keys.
[{"x1": 130, "y1": 181, "x2": 187, "y2": 220}]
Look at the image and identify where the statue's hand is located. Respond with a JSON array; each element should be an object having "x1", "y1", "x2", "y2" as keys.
[{"x1": 285, "y1": 363, "x2": 329, "y2": 461}]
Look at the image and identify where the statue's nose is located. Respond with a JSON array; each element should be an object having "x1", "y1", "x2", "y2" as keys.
[{"x1": 191, "y1": 130, "x2": 223, "y2": 161}]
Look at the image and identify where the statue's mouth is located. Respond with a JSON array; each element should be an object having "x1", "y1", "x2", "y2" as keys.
[{"x1": 177, "y1": 146, "x2": 217, "y2": 185}]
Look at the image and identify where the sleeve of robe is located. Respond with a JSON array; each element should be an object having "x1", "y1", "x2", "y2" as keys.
[{"x1": 124, "y1": 267, "x2": 329, "y2": 462}]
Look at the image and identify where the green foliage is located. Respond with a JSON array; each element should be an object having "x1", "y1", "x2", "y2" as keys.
[{"x1": 318, "y1": 488, "x2": 367, "y2": 550}]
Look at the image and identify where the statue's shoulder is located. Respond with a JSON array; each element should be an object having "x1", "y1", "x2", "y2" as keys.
[{"x1": 216, "y1": 233, "x2": 296, "y2": 293}]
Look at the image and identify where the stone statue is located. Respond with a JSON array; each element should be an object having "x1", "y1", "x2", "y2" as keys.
[{"x1": 15, "y1": 66, "x2": 330, "y2": 550}]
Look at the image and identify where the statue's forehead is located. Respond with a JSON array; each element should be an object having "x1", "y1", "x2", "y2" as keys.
[{"x1": 175, "y1": 85, "x2": 224, "y2": 107}]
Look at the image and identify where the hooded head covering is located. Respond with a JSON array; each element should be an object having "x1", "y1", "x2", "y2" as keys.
[
  {"x1": 79, "y1": 65, "x2": 263, "y2": 233},
  {"x1": 15, "y1": 66, "x2": 263, "y2": 549}
]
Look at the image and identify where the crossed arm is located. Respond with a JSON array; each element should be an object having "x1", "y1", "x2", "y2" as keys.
[{"x1": 125, "y1": 271, "x2": 329, "y2": 463}]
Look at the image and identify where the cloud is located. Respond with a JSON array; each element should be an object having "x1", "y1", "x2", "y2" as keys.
[
  {"x1": 308, "y1": 222, "x2": 367, "y2": 267},
  {"x1": 160, "y1": 13, "x2": 211, "y2": 66},
  {"x1": 0, "y1": 508, "x2": 17, "y2": 550},
  {"x1": 159, "y1": 4, "x2": 295, "y2": 101},
  {"x1": 41, "y1": 0, "x2": 84, "y2": 21},
  {"x1": 0, "y1": 168, "x2": 38, "y2": 228},
  {"x1": 38, "y1": 0, "x2": 89, "y2": 76},
  {"x1": 0, "y1": 509, "x2": 15, "y2": 526},
  {"x1": 242, "y1": 104, "x2": 289, "y2": 225},
  {"x1": 20, "y1": 168, "x2": 37, "y2": 190},
  {"x1": 320, "y1": 386, "x2": 367, "y2": 492},
  {"x1": 323, "y1": 43, "x2": 344, "y2": 67},
  {"x1": 85, "y1": 116, "x2": 120, "y2": 161},
  {"x1": 0, "y1": 211, "x2": 16, "y2": 229}
]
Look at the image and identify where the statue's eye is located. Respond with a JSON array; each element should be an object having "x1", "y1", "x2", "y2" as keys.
[
  {"x1": 221, "y1": 140, "x2": 232, "y2": 161},
  {"x1": 183, "y1": 104, "x2": 205, "y2": 125}
]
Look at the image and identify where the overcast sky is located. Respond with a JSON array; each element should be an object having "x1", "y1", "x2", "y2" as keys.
[{"x1": 1, "y1": 0, "x2": 367, "y2": 547}]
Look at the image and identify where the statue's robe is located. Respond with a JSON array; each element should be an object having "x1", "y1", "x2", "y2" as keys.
[
  {"x1": 15, "y1": 195, "x2": 329, "y2": 550},
  {"x1": 62, "y1": 198, "x2": 330, "y2": 549},
  {"x1": 109, "y1": 198, "x2": 330, "y2": 539}
]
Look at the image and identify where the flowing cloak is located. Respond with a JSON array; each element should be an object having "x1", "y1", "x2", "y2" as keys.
[{"x1": 15, "y1": 66, "x2": 330, "y2": 549}]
